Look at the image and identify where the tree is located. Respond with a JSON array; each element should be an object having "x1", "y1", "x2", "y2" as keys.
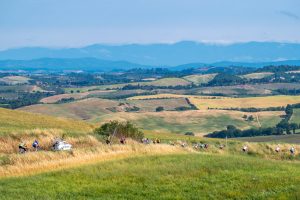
[
  {"x1": 290, "y1": 123, "x2": 298, "y2": 134},
  {"x1": 94, "y1": 121, "x2": 144, "y2": 140},
  {"x1": 247, "y1": 115, "x2": 254, "y2": 121},
  {"x1": 185, "y1": 132, "x2": 195, "y2": 136},
  {"x1": 156, "y1": 106, "x2": 164, "y2": 112},
  {"x1": 285, "y1": 104, "x2": 293, "y2": 118},
  {"x1": 277, "y1": 121, "x2": 291, "y2": 134}
]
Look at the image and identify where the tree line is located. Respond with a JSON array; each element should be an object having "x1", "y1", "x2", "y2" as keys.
[{"x1": 206, "y1": 104, "x2": 300, "y2": 138}]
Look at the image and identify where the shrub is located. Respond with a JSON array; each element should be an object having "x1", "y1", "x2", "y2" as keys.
[
  {"x1": 94, "y1": 121, "x2": 144, "y2": 140},
  {"x1": 156, "y1": 106, "x2": 164, "y2": 112},
  {"x1": 185, "y1": 132, "x2": 195, "y2": 136}
]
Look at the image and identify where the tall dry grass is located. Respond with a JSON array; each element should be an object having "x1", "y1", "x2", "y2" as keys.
[
  {"x1": 0, "y1": 140, "x2": 190, "y2": 178},
  {"x1": 0, "y1": 129, "x2": 99, "y2": 154},
  {"x1": 1, "y1": 130, "x2": 299, "y2": 179}
]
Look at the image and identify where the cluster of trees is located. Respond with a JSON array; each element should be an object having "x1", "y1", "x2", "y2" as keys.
[
  {"x1": 210, "y1": 106, "x2": 285, "y2": 112},
  {"x1": 55, "y1": 97, "x2": 75, "y2": 104},
  {"x1": 0, "y1": 92, "x2": 51, "y2": 109},
  {"x1": 206, "y1": 124, "x2": 299, "y2": 138},
  {"x1": 185, "y1": 98, "x2": 198, "y2": 110},
  {"x1": 175, "y1": 106, "x2": 195, "y2": 111},
  {"x1": 121, "y1": 83, "x2": 197, "y2": 90},
  {"x1": 204, "y1": 65, "x2": 300, "y2": 87},
  {"x1": 94, "y1": 121, "x2": 144, "y2": 140},
  {"x1": 125, "y1": 106, "x2": 140, "y2": 112},
  {"x1": 102, "y1": 91, "x2": 155, "y2": 100},
  {"x1": 206, "y1": 73, "x2": 246, "y2": 86},
  {"x1": 256, "y1": 65, "x2": 300, "y2": 73},
  {"x1": 206, "y1": 104, "x2": 299, "y2": 138},
  {"x1": 276, "y1": 89, "x2": 300, "y2": 95},
  {"x1": 156, "y1": 106, "x2": 164, "y2": 112},
  {"x1": 242, "y1": 115, "x2": 254, "y2": 121}
]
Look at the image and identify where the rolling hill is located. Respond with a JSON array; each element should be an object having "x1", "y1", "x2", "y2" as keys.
[{"x1": 0, "y1": 107, "x2": 93, "y2": 135}]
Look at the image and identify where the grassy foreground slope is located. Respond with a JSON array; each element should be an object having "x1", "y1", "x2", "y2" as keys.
[
  {"x1": 1, "y1": 153, "x2": 299, "y2": 199},
  {"x1": 0, "y1": 107, "x2": 93, "y2": 135}
]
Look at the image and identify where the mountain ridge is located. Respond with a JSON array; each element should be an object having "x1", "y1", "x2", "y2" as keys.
[
  {"x1": 1, "y1": 41, "x2": 300, "y2": 66},
  {"x1": 1, "y1": 57, "x2": 300, "y2": 72}
]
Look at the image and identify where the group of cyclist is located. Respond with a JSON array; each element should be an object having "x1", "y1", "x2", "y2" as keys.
[
  {"x1": 18, "y1": 139, "x2": 40, "y2": 153},
  {"x1": 17, "y1": 138, "x2": 297, "y2": 156},
  {"x1": 242, "y1": 145, "x2": 296, "y2": 155}
]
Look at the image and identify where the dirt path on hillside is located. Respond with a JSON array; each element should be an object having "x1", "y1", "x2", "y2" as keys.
[{"x1": 256, "y1": 113, "x2": 261, "y2": 127}]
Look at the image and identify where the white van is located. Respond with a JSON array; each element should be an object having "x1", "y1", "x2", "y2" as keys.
[{"x1": 52, "y1": 140, "x2": 72, "y2": 151}]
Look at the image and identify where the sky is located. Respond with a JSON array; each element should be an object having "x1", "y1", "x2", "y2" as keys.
[{"x1": 0, "y1": 0, "x2": 300, "y2": 49}]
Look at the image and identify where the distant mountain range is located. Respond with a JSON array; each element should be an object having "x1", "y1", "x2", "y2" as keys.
[
  {"x1": 1, "y1": 41, "x2": 300, "y2": 66},
  {"x1": 1, "y1": 58, "x2": 300, "y2": 72},
  {"x1": 0, "y1": 58, "x2": 148, "y2": 72}
]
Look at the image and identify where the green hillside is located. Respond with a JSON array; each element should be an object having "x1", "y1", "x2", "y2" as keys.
[
  {"x1": 1, "y1": 153, "x2": 299, "y2": 199},
  {"x1": 183, "y1": 73, "x2": 217, "y2": 85}
]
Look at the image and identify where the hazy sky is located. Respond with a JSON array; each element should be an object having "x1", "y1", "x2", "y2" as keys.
[{"x1": 0, "y1": 0, "x2": 300, "y2": 49}]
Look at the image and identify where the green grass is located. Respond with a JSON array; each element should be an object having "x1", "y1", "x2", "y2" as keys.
[
  {"x1": 135, "y1": 114, "x2": 250, "y2": 134},
  {"x1": 291, "y1": 108, "x2": 300, "y2": 124},
  {"x1": 0, "y1": 153, "x2": 299, "y2": 199}
]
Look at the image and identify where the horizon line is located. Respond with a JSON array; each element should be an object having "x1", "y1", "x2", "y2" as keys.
[{"x1": 2, "y1": 39, "x2": 300, "y2": 51}]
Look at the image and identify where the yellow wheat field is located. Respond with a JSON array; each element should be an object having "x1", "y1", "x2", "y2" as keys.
[
  {"x1": 128, "y1": 94, "x2": 300, "y2": 110},
  {"x1": 189, "y1": 95, "x2": 300, "y2": 109}
]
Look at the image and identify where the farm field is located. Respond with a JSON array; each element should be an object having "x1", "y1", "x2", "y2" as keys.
[
  {"x1": 190, "y1": 95, "x2": 300, "y2": 109},
  {"x1": 22, "y1": 97, "x2": 192, "y2": 120},
  {"x1": 19, "y1": 98, "x2": 120, "y2": 121},
  {"x1": 40, "y1": 90, "x2": 114, "y2": 103},
  {"x1": 20, "y1": 95, "x2": 285, "y2": 135},
  {"x1": 128, "y1": 94, "x2": 300, "y2": 109},
  {"x1": 188, "y1": 83, "x2": 300, "y2": 96},
  {"x1": 290, "y1": 108, "x2": 300, "y2": 124},
  {"x1": 235, "y1": 134, "x2": 300, "y2": 144},
  {"x1": 0, "y1": 76, "x2": 31, "y2": 85},
  {"x1": 128, "y1": 98, "x2": 191, "y2": 112},
  {"x1": 183, "y1": 73, "x2": 217, "y2": 85},
  {"x1": 1, "y1": 153, "x2": 299, "y2": 199},
  {"x1": 64, "y1": 77, "x2": 192, "y2": 93},
  {"x1": 240, "y1": 72, "x2": 273, "y2": 80},
  {"x1": 0, "y1": 107, "x2": 93, "y2": 135},
  {"x1": 95, "y1": 110, "x2": 282, "y2": 135}
]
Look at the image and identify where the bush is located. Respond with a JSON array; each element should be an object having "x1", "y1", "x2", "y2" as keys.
[
  {"x1": 94, "y1": 121, "x2": 144, "y2": 140},
  {"x1": 185, "y1": 132, "x2": 195, "y2": 136},
  {"x1": 156, "y1": 106, "x2": 164, "y2": 112}
]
